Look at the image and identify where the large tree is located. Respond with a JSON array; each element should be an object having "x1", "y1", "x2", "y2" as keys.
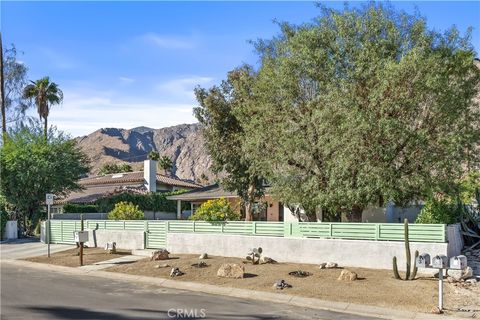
[
  {"x1": 244, "y1": 3, "x2": 480, "y2": 221},
  {"x1": 23, "y1": 76, "x2": 63, "y2": 139},
  {"x1": 0, "y1": 125, "x2": 90, "y2": 233},
  {"x1": 194, "y1": 66, "x2": 265, "y2": 221},
  {"x1": 1, "y1": 41, "x2": 31, "y2": 142}
]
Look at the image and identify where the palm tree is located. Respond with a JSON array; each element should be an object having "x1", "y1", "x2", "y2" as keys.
[
  {"x1": 158, "y1": 155, "x2": 173, "y2": 175},
  {"x1": 23, "y1": 76, "x2": 63, "y2": 139}
]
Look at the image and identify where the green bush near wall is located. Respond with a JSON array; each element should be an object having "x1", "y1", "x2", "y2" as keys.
[
  {"x1": 95, "y1": 190, "x2": 189, "y2": 213},
  {"x1": 63, "y1": 203, "x2": 99, "y2": 213}
]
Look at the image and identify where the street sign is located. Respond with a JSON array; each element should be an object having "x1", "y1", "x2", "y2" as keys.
[{"x1": 45, "y1": 194, "x2": 54, "y2": 205}]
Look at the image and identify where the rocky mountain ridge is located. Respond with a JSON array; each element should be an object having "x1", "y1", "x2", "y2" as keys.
[{"x1": 75, "y1": 123, "x2": 213, "y2": 183}]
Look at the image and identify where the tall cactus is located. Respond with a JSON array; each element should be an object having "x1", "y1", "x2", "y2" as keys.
[{"x1": 393, "y1": 218, "x2": 418, "y2": 280}]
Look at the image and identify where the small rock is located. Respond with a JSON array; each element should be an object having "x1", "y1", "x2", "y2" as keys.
[
  {"x1": 273, "y1": 280, "x2": 292, "y2": 290},
  {"x1": 155, "y1": 264, "x2": 170, "y2": 268},
  {"x1": 465, "y1": 278, "x2": 477, "y2": 284},
  {"x1": 318, "y1": 263, "x2": 327, "y2": 269},
  {"x1": 217, "y1": 263, "x2": 244, "y2": 279},
  {"x1": 430, "y1": 306, "x2": 443, "y2": 314},
  {"x1": 337, "y1": 269, "x2": 358, "y2": 281},
  {"x1": 170, "y1": 267, "x2": 184, "y2": 277},
  {"x1": 260, "y1": 256, "x2": 276, "y2": 264},
  {"x1": 199, "y1": 253, "x2": 208, "y2": 259},
  {"x1": 150, "y1": 249, "x2": 170, "y2": 261},
  {"x1": 325, "y1": 262, "x2": 338, "y2": 268}
]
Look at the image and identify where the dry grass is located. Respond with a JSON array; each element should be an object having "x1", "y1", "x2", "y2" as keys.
[
  {"x1": 105, "y1": 253, "x2": 477, "y2": 314},
  {"x1": 24, "y1": 247, "x2": 130, "y2": 267}
]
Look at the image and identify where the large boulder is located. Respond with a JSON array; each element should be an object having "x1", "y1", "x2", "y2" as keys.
[
  {"x1": 337, "y1": 269, "x2": 358, "y2": 281},
  {"x1": 449, "y1": 267, "x2": 473, "y2": 281},
  {"x1": 217, "y1": 263, "x2": 244, "y2": 279},
  {"x1": 150, "y1": 249, "x2": 170, "y2": 261},
  {"x1": 325, "y1": 262, "x2": 338, "y2": 268}
]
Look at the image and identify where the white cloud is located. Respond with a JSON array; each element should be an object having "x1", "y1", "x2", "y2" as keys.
[
  {"x1": 139, "y1": 32, "x2": 196, "y2": 49},
  {"x1": 38, "y1": 47, "x2": 76, "y2": 69},
  {"x1": 156, "y1": 76, "x2": 214, "y2": 101},
  {"x1": 119, "y1": 77, "x2": 135, "y2": 84},
  {"x1": 43, "y1": 88, "x2": 197, "y2": 137}
]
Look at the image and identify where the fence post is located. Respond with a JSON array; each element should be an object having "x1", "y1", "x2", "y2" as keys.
[
  {"x1": 166, "y1": 221, "x2": 170, "y2": 232},
  {"x1": 252, "y1": 221, "x2": 257, "y2": 235},
  {"x1": 442, "y1": 224, "x2": 447, "y2": 243},
  {"x1": 221, "y1": 222, "x2": 224, "y2": 233},
  {"x1": 144, "y1": 221, "x2": 148, "y2": 249},
  {"x1": 193, "y1": 220, "x2": 196, "y2": 233},
  {"x1": 123, "y1": 220, "x2": 126, "y2": 230},
  {"x1": 375, "y1": 224, "x2": 380, "y2": 241},
  {"x1": 104, "y1": 220, "x2": 107, "y2": 230},
  {"x1": 329, "y1": 223, "x2": 333, "y2": 238},
  {"x1": 60, "y1": 221, "x2": 63, "y2": 243}
]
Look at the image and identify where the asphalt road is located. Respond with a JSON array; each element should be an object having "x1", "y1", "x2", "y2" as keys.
[{"x1": 0, "y1": 262, "x2": 382, "y2": 320}]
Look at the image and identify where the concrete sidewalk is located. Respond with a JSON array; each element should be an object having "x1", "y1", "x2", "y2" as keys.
[
  {"x1": 1, "y1": 259, "x2": 463, "y2": 320},
  {"x1": 0, "y1": 238, "x2": 74, "y2": 260},
  {"x1": 78, "y1": 255, "x2": 145, "y2": 271}
]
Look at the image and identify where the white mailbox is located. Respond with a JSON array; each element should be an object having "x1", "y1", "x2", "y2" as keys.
[
  {"x1": 449, "y1": 255, "x2": 467, "y2": 270},
  {"x1": 74, "y1": 231, "x2": 89, "y2": 243},
  {"x1": 431, "y1": 255, "x2": 448, "y2": 269},
  {"x1": 416, "y1": 253, "x2": 431, "y2": 268}
]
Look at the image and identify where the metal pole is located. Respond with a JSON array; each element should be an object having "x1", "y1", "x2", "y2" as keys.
[
  {"x1": 438, "y1": 268, "x2": 443, "y2": 311},
  {"x1": 47, "y1": 204, "x2": 51, "y2": 258}
]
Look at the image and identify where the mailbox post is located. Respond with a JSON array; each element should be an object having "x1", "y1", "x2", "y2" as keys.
[
  {"x1": 45, "y1": 194, "x2": 54, "y2": 258},
  {"x1": 416, "y1": 253, "x2": 468, "y2": 313}
]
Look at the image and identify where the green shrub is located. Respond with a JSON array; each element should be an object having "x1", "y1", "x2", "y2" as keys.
[
  {"x1": 63, "y1": 203, "x2": 99, "y2": 213},
  {"x1": 96, "y1": 190, "x2": 188, "y2": 213},
  {"x1": 108, "y1": 201, "x2": 144, "y2": 220},
  {"x1": 189, "y1": 198, "x2": 241, "y2": 221},
  {"x1": 415, "y1": 197, "x2": 460, "y2": 224}
]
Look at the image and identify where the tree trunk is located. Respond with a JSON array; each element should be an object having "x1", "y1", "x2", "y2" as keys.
[
  {"x1": 244, "y1": 202, "x2": 253, "y2": 221},
  {"x1": 0, "y1": 32, "x2": 6, "y2": 142},
  {"x1": 44, "y1": 116, "x2": 48, "y2": 140},
  {"x1": 244, "y1": 184, "x2": 256, "y2": 221},
  {"x1": 346, "y1": 204, "x2": 363, "y2": 222}
]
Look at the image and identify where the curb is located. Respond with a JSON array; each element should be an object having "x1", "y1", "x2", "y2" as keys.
[{"x1": 1, "y1": 259, "x2": 462, "y2": 320}]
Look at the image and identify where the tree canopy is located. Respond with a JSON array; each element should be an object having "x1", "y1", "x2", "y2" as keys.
[
  {"x1": 0, "y1": 126, "x2": 90, "y2": 232},
  {"x1": 196, "y1": 3, "x2": 479, "y2": 221},
  {"x1": 98, "y1": 162, "x2": 132, "y2": 175},
  {"x1": 194, "y1": 66, "x2": 265, "y2": 220},
  {"x1": 244, "y1": 3, "x2": 480, "y2": 221}
]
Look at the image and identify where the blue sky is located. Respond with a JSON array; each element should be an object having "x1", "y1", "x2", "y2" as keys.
[{"x1": 2, "y1": 1, "x2": 479, "y2": 137}]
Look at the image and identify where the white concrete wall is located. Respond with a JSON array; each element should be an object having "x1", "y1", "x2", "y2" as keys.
[
  {"x1": 447, "y1": 224, "x2": 463, "y2": 258},
  {"x1": 86, "y1": 229, "x2": 144, "y2": 250},
  {"x1": 3, "y1": 221, "x2": 18, "y2": 239},
  {"x1": 166, "y1": 233, "x2": 449, "y2": 271}
]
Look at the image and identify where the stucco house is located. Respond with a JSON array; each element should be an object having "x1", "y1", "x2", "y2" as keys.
[
  {"x1": 166, "y1": 184, "x2": 296, "y2": 221},
  {"x1": 52, "y1": 160, "x2": 201, "y2": 213}
]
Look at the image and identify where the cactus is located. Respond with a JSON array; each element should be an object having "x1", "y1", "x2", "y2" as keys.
[
  {"x1": 392, "y1": 219, "x2": 417, "y2": 280},
  {"x1": 410, "y1": 250, "x2": 419, "y2": 280},
  {"x1": 246, "y1": 247, "x2": 263, "y2": 265}
]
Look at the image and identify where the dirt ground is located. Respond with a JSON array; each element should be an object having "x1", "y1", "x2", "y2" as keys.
[
  {"x1": 106, "y1": 254, "x2": 480, "y2": 315},
  {"x1": 25, "y1": 247, "x2": 131, "y2": 267}
]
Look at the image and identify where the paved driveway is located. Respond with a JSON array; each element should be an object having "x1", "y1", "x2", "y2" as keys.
[{"x1": 0, "y1": 238, "x2": 73, "y2": 260}]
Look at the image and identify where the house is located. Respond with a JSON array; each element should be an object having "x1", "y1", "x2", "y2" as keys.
[
  {"x1": 166, "y1": 183, "x2": 297, "y2": 221},
  {"x1": 52, "y1": 160, "x2": 201, "y2": 213}
]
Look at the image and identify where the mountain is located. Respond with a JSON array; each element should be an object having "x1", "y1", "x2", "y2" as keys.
[{"x1": 75, "y1": 123, "x2": 213, "y2": 183}]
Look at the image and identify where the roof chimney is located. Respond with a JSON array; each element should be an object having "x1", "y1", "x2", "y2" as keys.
[{"x1": 144, "y1": 160, "x2": 157, "y2": 192}]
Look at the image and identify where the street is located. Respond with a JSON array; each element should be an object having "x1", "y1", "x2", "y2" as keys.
[{"x1": 0, "y1": 259, "x2": 381, "y2": 320}]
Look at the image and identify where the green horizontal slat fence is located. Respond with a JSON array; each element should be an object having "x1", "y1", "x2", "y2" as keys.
[{"x1": 46, "y1": 220, "x2": 447, "y2": 248}]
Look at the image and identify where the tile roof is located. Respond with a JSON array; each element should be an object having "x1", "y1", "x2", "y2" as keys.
[
  {"x1": 79, "y1": 171, "x2": 201, "y2": 189},
  {"x1": 56, "y1": 185, "x2": 147, "y2": 204},
  {"x1": 166, "y1": 184, "x2": 237, "y2": 201}
]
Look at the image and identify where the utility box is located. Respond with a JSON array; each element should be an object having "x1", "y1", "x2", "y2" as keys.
[
  {"x1": 416, "y1": 253, "x2": 431, "y2": 268},
  {"x1": 449, "y1": 255, "x2": 467, "y2": 270},
  {"x1": 431, "y1": 255, "x2": 448, "y2": 269},
  {"x1": 73, "y1": 231, "x2": 89, "y2": 243}
]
